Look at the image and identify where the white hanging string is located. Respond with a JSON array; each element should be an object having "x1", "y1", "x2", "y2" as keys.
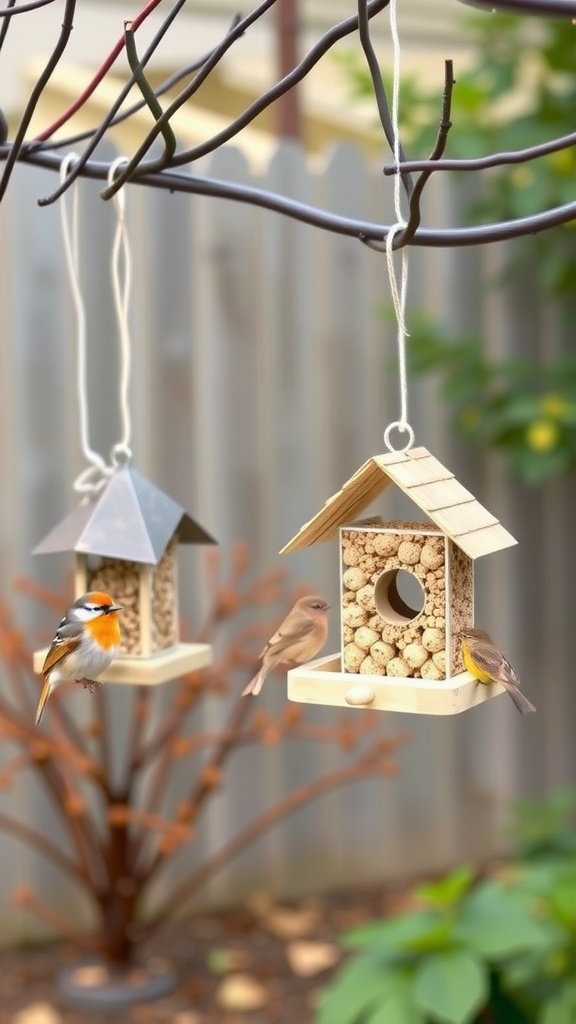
[
  {"x1": 108, "y1": 156, "x2": 133, "y2": 468},
  {"x1": 59, "y1": 155, "x2": 133, "y2": 493},
  {"x1": 59, "y1": 154, "x2": 108, "y2": 488},
  {"x1": 383, "y1": 0, "x2": 414, "y2": 454}
]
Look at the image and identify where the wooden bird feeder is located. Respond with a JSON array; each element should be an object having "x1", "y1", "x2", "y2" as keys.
[
  {"x1": 280, "y1": 446, "x2": 517, "y2": 715},
  {"x1": 32, "y1": 466, "x2": 216, "y2": 685}
]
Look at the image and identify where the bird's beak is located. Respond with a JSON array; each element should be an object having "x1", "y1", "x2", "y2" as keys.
[{"x1": 107, "y1": 604, "x2": 123, "y2": 613}]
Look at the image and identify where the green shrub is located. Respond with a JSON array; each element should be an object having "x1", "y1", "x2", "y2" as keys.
[{"x1": 316, "y1": 793, "x2": 576, "y2": 1024}]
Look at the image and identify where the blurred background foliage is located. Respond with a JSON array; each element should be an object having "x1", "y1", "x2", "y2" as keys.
[
  {"x1": 340, "y1": 12, "x2": 576, "y2": 485},
  {"x1": 316, "y1": 790, "x2": 576, "y2": 1024}
]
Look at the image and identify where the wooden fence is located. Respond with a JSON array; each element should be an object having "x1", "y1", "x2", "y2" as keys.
[{"x1": 0, "y1": 144, "x2": 572, "y2": 943}]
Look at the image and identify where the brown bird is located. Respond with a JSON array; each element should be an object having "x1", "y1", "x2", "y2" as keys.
[
  {"x1": 460, "y1": 626, "x2": 536, "y2": 715},
  {"x1": 243, "y1": 595, "x2": 329, "y2": 696}
]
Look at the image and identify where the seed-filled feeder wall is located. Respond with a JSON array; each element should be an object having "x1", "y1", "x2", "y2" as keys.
[
  {"x1": 33, "y1": 466, "x2": 216, "y2": 685},
  {"x1": 281, "y1": 447, "x2": 517, "y2": 715}
]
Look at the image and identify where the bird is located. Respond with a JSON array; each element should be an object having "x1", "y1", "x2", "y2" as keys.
[
  {"x1": 460, "y1": 626, "x2": 536, "y2": 714},
  {"x1": 35, "y1": 591, "x2": 122, "y2": 725},
  {"x1": 242, "y1": 595, "x2": 329, "y2": 696}
]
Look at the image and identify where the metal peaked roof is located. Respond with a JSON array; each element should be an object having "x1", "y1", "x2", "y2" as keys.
[
  {"x1": 33, "y1": 466, "x2": 216, "y2": 565},
  {"x1": 280, "y1": 446, "x2": 516, "y2": 560}
]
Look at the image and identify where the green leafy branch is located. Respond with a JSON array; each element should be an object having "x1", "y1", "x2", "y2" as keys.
[
  {"x1": 407, "y1": 316, "x2": 576, "y2": 485},
  {"x1": 317, "y1": 791, "x2": 576, "y2": 1023}
]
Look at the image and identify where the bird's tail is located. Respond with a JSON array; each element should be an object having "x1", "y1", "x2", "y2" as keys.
[
  {"x1": 242, "y1": 667, "x2": 265, "y2": 696},
  {"x1": 35, "y1": 678, "x2": 52, "y2": 725},
  {"x1": 504, "y1": 681, "x2": 536, "y2": 715}
]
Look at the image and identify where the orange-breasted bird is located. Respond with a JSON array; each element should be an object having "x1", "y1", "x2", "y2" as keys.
[
  {"x1": 460, "y1": 626, "x2": 536, "y2": 715},
  {"x1": 36, "y1": 591, "x2": 122, "y2": 725},
  {"x1": 242, "y1": 595, "x2": 329, "y2": 697}
]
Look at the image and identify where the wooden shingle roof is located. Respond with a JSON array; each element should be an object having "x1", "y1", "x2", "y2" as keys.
[{"x1": 281, "y1": 446, "x2": 516, "y2": 560}]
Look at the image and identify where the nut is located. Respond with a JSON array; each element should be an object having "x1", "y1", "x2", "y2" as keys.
[
  {"x1": 403, "y1": 643, "x2": 428, "y2": 670},
  {"x1": 342, "y1": 544, "x2": 362, "y2": 567},
  {"x1": 356, "y1": 585, "x2": 376, "y2": 611},
  {"x1": 343, "y1": 643, "x2": 365, "y2": 673},
  {"x1": 398, "y1": 541, "x2": 421, "y2": 565},
  {"x1": 354, "y1": 626, "x2": 381, "y2": 652},
  {"x1": 343, "y1": 604, "x2": 369, "y2": 629},
  {"x1": 432, "y1": 650, "x2": 446, "y2": 674},
  {"x1": 370, "y1": 640, "x2": 396, "y2": 669},
  {"x1": 359, "y1": 656, "x2": 377, "y2": 675},
  {"x1": 420, "y1": 543, "x2": 444, "y2": 570},
  {"x1": 386, "y1": 657, "x2": 410, "y2": 677},
  {"x1": 373, "y1": 533, "x2": 400, "y2": 557},
  {"x1": 422, "y1": 627, "x2": 445, "y2": 653},
  {"x1": 342, "y1": 567, "x2": 368, "y2": 592},
  {"x1": 421, "y1": 659, "x2": 444, "y2": 680}
]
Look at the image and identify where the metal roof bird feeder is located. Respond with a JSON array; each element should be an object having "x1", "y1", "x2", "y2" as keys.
[
  {"x1": 281, "y1": 447, "x2": 517, "y2": 715},
  {"x1": 33, "y1": 466, "x2": 216, "y2": 685}
]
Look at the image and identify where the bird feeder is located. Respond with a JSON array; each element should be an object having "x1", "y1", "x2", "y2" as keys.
[
  {"x1": 281, "y1": 446, "x2": 517, "y2": 715},
  {"x1": 32, "y1": 466, "x2": 216, "y2": 685}
]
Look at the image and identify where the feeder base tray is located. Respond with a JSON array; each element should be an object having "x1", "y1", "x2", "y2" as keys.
[
  {"x1": 33, "y1": 642, "x2": 213, "y2": 686},
  {"x1": 287, "y1": 653, "x2": 505, "y2": 715}
]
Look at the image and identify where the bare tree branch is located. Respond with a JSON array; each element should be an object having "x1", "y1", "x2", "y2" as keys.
[{"x1": 0, "y1": 0, "x2": 573, "y2": 246}]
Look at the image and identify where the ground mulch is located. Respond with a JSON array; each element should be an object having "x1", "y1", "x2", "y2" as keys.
[{"x1": 0, "y1": 883, "x2": 409, "y2": 1024}]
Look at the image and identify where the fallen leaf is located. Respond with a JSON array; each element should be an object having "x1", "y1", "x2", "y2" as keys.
[
  {"x1": 286, "y1": 940, "x2": 340, "y2": 977},
  {"x1": 68, "y1": 964, "x2": 110, "y2": 988},
  {"x1": 260, "y1": 902, "x2": 323, "y2": 939},
  {"x1": 173, "y1": 1013, "x2": 203, "y2": 1024},
  {"x1": 246, "y1": 890, "x2": 273, "y2": 917},
  {"x1": 207, "y1": 946, "x2": 251, "y2": 975},
  {"x1": 13, "y1": 1003, "x2": 63, "y2": 1024},
  {"x1": 216, "y1": 973, "x2": 268, "y2": 1011}
]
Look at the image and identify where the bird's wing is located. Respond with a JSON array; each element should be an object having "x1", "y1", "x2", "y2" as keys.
[
  {"x1": 469, "y1": 638, "x2": 521, "y2": 688},
  {"x1": 41, "y1": 625, "x2": 82, "y2": 676},
  {"x1": 265, "y1": 620, "x2": 316, "y2": 659}
]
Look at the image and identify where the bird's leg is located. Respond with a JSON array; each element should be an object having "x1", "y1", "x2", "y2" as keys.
[{"x1": 75, "y1": 677, "x2": 103, "y2": 693}]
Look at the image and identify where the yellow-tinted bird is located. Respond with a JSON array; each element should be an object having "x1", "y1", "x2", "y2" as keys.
[{"x1": 460, "y1": 627, "x2": 536, "y2": 714}]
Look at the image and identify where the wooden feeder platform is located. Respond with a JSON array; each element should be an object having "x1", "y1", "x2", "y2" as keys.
[
  {"x1": 287, "y1": 653, "x2": 506, "y2": 716},
  {"x1": 33, "y1": 642, "x2": 212, "y2": 687}
]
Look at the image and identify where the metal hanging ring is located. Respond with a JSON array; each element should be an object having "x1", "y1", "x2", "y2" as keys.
[{"x1": 383, "y1": 421, "x2": 415, "y2": 453}]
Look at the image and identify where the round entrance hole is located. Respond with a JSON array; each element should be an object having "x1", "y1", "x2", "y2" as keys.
[{"x1": 374, "y1": 569, "x2": 426, "y2": 625}]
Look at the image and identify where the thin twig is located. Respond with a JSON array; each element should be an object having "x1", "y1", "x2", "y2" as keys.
[
  {"x1": 29, "y1": 46, "x2": 241, "y2": 152},
  {"x1": 0, "y1": 0, "x2": 57, "y2": 15},
  {"x1": 15, "y1": 891, "x2": 102, "y2": 951},
  {"x1": 357, "y1": 0, "x2": 412, "y2": 199},
  {"x1": 383, "y1": 128, "x2": 576, "y2": 175},
  {"x1": 364, "y1": 58, "x2": 455, "y2": 251},
  {"x1": 0, "y1": 811, "x2": 87, "y2": 883},
  {"x1": 51, "y1": 708, "x2": 104, "y2": 886},
  {"x1": 138, "y1": 687, "x2": 254, "y2": 882},
  {"x1": 125, "y1": 687, "x2": 151, "y2": 788},
  {"x1": 33, "y1": 0, "x2": 168, "y2": 142},
  {"x1": 29, "y1": 4, "x2": 239, "y2": 205},
  {"x1": 124, "y1": 21, "x2": 176, "y2": 167},
  {"x1": 0, "y1": 0, "x2": 77, "y2": 202},
  {"x1": 143, "y1": 754, "x2": 396, "y2": 935},
  {"x1": 99, "y1": 0, "x2": 280, "y2": 198},
  {"x1": 0, "y1": 0, "x2": 16, "y2": 54},
  {"x1": 94, "y1": 686, "x2": 113, "y2": 796},
  {"x1": 100, "y1": 0, "x2": 389, "y2": 199}
]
